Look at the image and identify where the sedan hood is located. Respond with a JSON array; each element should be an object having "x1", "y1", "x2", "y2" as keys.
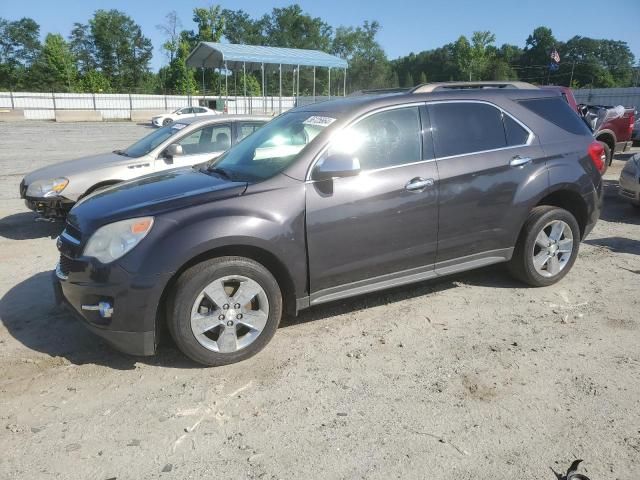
[
  {"x1": 68, "y1": 168, "x2": 247, "y2": 234},
  {"x1": 23, "y1": 152, "x2": 132, "y2": 184}
]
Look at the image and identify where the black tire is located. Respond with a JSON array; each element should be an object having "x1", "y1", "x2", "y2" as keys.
[
  {"x1": 162, "y1": 118, "x2": 172, "y2": 126},
  {"x1": 167, "y1": 256, "x2": 282, "y2": 366},
  {"x1": 598, "y1": 141, "x2": 612, "y2": 172},
  {"x1": 508, "y1": 206, "x2": 581, "y2": 287}
]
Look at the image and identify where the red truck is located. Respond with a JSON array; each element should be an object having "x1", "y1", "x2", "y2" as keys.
[{"x1": 542, "y1": 86, "x2": 635, "y2": 170}]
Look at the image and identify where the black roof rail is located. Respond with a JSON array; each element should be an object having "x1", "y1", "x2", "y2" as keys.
[{"x1": 348, "y1": 87, "x2": 411, "y2": 97}]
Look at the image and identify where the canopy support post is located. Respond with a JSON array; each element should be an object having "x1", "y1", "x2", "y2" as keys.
[
  {"x1": 261, "y1": 63, "x2": 265, "y2": 114},
  {"x1": 279, "y1": 64, "x2": 282, "y2": 114},
  {"x1": 313, "y1": 66, "x2": 316, "y2": 103},
  {"x1": 224, "y1": 62, "x2": 228, "y2": 112},
  {"x1": 343, "y1": 68, "x2": 347, "y2": 96},
  {"x1": 201, "y1": 64, "x2": 206, "y2": 98},
  {"x1": 243, "y1": 62, "x2": 247, "y2": 114},
  {"x1": 297, "y1": 64, "x2": 300, "y2": 101},
  {"x1": 328, "y1": 68, "x2": 331, "y2": 100}
]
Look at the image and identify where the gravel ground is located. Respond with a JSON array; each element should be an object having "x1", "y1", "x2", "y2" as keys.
[{"x1": 0, "y1": 122, "x2": 638, "y2": 480}]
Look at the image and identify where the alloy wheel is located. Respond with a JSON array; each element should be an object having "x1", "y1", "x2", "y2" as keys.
[
  {"x1": 190, "y1": 275, "x2": 269, "y2": 353},
  {"x1": 531, "y1": 220, "x2": 574, "y2": 278}
]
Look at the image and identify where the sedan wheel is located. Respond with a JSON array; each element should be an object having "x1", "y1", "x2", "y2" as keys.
[{"x1": 162, "y1": 118, "x2": 172, "y2": 126}]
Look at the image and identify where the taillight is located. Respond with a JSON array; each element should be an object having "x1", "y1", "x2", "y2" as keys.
[
  {"x1": 588, "y1": 141, "x2": 606, "y2": 173},
  {"x1": 629, "y1": 113, "x2": 635, "y2": 136}
]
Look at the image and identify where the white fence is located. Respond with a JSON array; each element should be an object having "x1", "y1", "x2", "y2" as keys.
[
  {"x1": 573, "y1": 87, "x2": 640, "y2": 110},
  {"x1": 0, "y1": 92, "x2": 298, "y2": 120}
]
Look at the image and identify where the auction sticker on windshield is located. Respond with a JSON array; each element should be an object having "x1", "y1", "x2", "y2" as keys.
[
  {"x1": 172, "y1": 123, "x2": 187, "y2": 131},
  {"x1": 303, "y1": 116, "x2": 336, "y2": 127}
]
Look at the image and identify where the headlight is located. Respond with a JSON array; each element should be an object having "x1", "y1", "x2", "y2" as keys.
[
  {"x1": 26, "y1": 178, "x2": 68, "y2": 197},
  {"x1": 84, "y1": 217, "x2": 154, "y2": 263}
]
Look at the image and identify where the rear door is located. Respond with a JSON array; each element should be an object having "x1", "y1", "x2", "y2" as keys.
[
  {"x1": 427, "y1": 100, "x2": 547, "y2": 265},
  {"x1": 306, "y1": 105, "x2": 439, "y2": 301},
  {"x1": 156, "y1": 123, "x2": 232, "y2": 170}
]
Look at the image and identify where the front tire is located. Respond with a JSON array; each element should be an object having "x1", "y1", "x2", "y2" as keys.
[
  {"x1": 167, "y1": 256, "x2": 282, "y2": 366},
  {"x1": 508, "y1": 206, "x2": 580, "y2": 287},
  {"x1": 162, "y1": 118, "x2": 172, "y2": 126}
]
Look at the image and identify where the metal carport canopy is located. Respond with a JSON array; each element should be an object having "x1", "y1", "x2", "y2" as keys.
[{"x1": 186, "y1": 42, "x2": 347, "y2": 70}]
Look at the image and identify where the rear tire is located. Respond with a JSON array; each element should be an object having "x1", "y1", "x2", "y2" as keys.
[
  {"x1": 167, "y1": 256, "x2": 282, "y2": 366},
  {"x1": 598, "y1": 141, "x2": 612, "y2": 172},
  {"x1": 508, "y1": 206, "x2": 580, "y2": 287}
]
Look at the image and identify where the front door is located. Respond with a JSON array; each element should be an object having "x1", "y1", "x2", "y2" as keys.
[{"x1": 306, "y1": 105, "x2": 439, "y2": 302}]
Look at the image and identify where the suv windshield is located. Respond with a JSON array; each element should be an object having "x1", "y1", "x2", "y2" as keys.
[
  {"x1": 122, "y1": 122, "x2": 189, "y2": 158},
  {"x1": 209, "y1": 111, "x2": 335, "y2": 181}
]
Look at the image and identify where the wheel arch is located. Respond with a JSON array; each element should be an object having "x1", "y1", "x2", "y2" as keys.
[
  {"x1": 534, "y1": 188, "x2": 589, "y2": 239},
  {"x1": 81, "y1": 179, "x2": 124, "y2": 199},
  {"x1": 156, "y1": 243, "x2": 298, "y2": 339},
  {"x1": 595, "y1": 129, "x2": 616, "y2": 161}
]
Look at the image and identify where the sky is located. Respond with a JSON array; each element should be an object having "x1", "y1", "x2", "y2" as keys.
[{"x1": 2, "y1": 0, "x2": 639, "y2": 71}]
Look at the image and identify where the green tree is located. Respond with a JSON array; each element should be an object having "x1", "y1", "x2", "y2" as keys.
[
  {"x1": 332, "y1": 21, "x2": 390, "y2": 92},
  {"x1": 156, "y1": 11, "x2": 182, "y2": 63},
  {"x1": 222, "y1": 9, "x2": 265, "y2": 45},
  {"x1": 77, "y1": 69, "x2": 111, "y2": 92},
  {"x1": 0, "y1": 17, "x2": 41, "y2": 89},
  {"x1": 76, "y1": 9, "x2": 153, "y2": 91},
  {"x1": 164, "y1": 40, "x2": 197, "y2": 94},
  {"x1": 192, "y1": 6, "x2": 225, "y2": 43},
  {"x1": 419, "y1": 72, "x2": 427, "y2": 85},
  {"x1": 262, "y1": 5, "x2": 332, "y2": 51},
  {"x1": 452, "y1": 35, "x2": 472, "y2": 80},
  {"x1": 29, "y1": 33, "x2": 78, "y2": 91},
  {"x1": 403, "y1": 71, "x2": 414, "y2": 87}
]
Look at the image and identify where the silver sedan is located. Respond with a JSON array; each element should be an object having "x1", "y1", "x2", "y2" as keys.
[{"x1": 20, "y1": 115, "x2": 269, "y2": 218}]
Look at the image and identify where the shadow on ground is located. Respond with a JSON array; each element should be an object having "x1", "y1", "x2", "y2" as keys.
[
  {"x1": 600, "y1": 178, "x2": 640, "y2": 225},
  {"x1": 284, "y1": 264, "x2": 520, "y2": 328},
  {"x1": 0, "y1": 272, "x2": 198, "y2": 370},
  {"x1": 3, "y1": 265, "x2": 521, "y2": 367},
  {"x1": 0, "y1": 212, "x2": 64, "y2": 240}
]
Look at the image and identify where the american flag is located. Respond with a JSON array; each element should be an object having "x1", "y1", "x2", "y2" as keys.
[{"x1": 550, "y1": 49, "x2": 561, "y2": 63}]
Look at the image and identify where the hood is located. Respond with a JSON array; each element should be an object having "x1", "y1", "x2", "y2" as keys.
[
  {"x1": 67, "y1": 167, "x2": 247, "y2": 234},
  {"x1": 23, "y1": 152, "x2": 132, "y2": 184}
]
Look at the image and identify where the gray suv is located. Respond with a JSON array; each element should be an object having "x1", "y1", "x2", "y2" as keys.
[{"x1": 53, "y1": 82, "x2": 604, "y2": 366}]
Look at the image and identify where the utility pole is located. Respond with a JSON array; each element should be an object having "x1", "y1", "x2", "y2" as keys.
[{"x1": 569, "y1": 61, "x2": 576, "y2": 87}]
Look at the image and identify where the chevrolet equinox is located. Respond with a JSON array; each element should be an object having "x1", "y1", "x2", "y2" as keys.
[{"x1": 53, "y1": 82, "x2": 604, "y2": 366}]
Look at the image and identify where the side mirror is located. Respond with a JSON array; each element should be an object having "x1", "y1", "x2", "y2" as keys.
[
  {"x1": 164, "y1": 143, "x2": 183, "y2": 162},
  {"x1": 312, "y1": 154, "x2": 361, "y2": 181},
  {"x1": 176, "y1": 111, "x2": 182, "y2": 115}
]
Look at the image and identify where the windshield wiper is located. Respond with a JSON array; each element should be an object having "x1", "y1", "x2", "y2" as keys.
[{"x1": 113, "y1": 149, "x2": 129, "y2": 157}]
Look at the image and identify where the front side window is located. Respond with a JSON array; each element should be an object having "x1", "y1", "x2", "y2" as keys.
[
  {"x1": 121, "y1": 122, "x2": 189, "y2": 158},
  {"x1": 430, "y1": 102, "x2": 508, "y2": 158},
  {"x1": 328, "y1": 107, "x2": 423, "y2": 170},
  {"x1": 209, "y1": 112, "x2": 334, "y2": 181},
  {"x1": 177, "y1": 124, "x2": 231, "y2": 155}
]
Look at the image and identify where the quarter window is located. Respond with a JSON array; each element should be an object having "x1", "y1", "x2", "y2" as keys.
[
  {"x1": 330, "y1": 107, "x2": 423, "y2": 170},
  {"x1": 503, "y1": 114, "x2": 530, "y2": 146},
  {"x1": 430, "y1": 102, "x2": 507, "y2": 158},
  {"x1": 238, "y1": 123, "x2": 263, "y2": 142}
]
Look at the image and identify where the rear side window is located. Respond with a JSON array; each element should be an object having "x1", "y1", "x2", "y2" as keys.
[
  {"x1": 519, "y1": 97, "x2": 591, "y2": 135},
  {"x1": 503, "y1": 115, "x2": 530, "y2": 146},
  {"x1": 429, "y1": 102, "x2": 507, "y2": 157}
]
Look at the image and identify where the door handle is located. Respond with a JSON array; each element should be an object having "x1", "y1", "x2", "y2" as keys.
[
  {"x1": 405, "y1": 177, "x2": 434, "y2": 192},
  {"x1": 510, "y1": 156, "x2": 532, "y2": 167}
]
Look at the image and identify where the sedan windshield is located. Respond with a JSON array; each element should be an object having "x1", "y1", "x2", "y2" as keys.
[
  {"x1": 209, "y1": 112, "x2": 336, "y2": 181},
  {"x1": 122, "y1": 122, "x2": 188, "y2": 158}
]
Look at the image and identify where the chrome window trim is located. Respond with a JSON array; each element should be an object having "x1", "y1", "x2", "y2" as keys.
[
  {"x1": 425, "y1": 99, "x2": 535, "y2": 161},
  {"x1": 304, "y1": 102, "x2": 428, "y2": 182}
]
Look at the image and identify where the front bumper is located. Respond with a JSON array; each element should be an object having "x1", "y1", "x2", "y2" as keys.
[
  {"x1": 20, "y1": 180, "x2": 73, "y2": 217},
  {"x1": 52, "y1": 256, "x2": 170, "y2": 356}
]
